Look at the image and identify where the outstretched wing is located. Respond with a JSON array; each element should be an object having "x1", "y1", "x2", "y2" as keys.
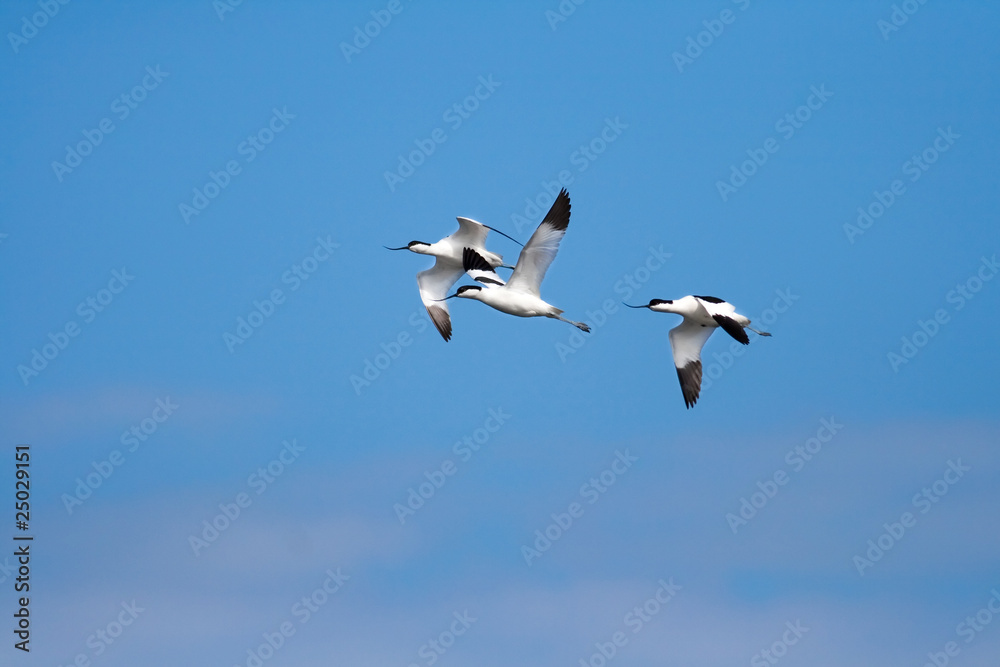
[
  {"x1": 668, "y1": 320, "x2": 715, "y2": 409},
  {"x1": 462, "y1": 248, "x2": 506, "y2": 288},
  {"x1": 448, "y1": 217, "x2": 491, "y2": 250},
  {"x1": 416, "y1": 259, "x2": 465, "y2": 341},
  {"x1": 505, "y1": 189, "x2": 571, "y2": 296}
]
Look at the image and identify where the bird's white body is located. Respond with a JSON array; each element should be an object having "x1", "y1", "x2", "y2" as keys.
[
  {"x1": 451, "y1": 189, "x2": 590, "y2": 333},
  {"x1": 628, "y1": 295, "x2": 768, "y2": 408},
  {"x1": 648, "y1": 295, "x2": 750, "y2": 327},
  {"x1": 460, "y1": 285, "x2": 562, "y2": 319},
  {"x1": 407, "y1": 218, "x2": 506, "y2": 268},
  {"x1": 388, "y1": 217, "x2": 518, "y2": 341}
]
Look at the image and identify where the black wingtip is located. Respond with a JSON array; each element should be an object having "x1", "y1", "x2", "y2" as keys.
[
  {"x1": 427, "y1": 304, "x2": 452, "y2": 342},
  {"x1": 676, "y1": 361, "x2": 702, "y2": 409},
  {"x1": 541, "y1": 188, "x2": 571, "y2": 231}
]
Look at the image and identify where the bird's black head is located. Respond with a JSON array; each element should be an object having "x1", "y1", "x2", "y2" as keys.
[
  {"x1": 649, "y1": 299, "x2": 673, "y2": 306},
  {"x1": 441, "y1": 284, "x2": 484, "y2": 301}
]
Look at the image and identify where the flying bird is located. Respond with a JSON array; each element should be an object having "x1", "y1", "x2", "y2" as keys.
[
  {"x1": 624, "y1": 296, "x2": 770, "y2": 408},
  {"x1": 442, "y1": 188, "x2": 591, "y2": 333},
  {"x1": 386, "y1": 217, "x2": 521, "y2": 341}
]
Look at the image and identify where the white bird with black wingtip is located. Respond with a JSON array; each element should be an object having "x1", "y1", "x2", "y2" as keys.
[
  {"x1": 441, "y1": 188, "x2": 591, "y2": 333},
  {"x1": 385, "y1": 217, "x2": 522, "y2": 341},
  {"x1": 624, "y1": 296, "x2": 771, "y2": 408}
]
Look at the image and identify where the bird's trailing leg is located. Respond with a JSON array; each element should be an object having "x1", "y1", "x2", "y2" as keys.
[
  {"x1": 553, "y1": 314, "x2": 590, "y2": 332},
  {"x1": 747, "y1": 326, "x2": 772, "y2": 337}
]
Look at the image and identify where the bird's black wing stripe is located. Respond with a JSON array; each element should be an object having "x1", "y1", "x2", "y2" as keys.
[
  {"x1": 473, "y1": 276, "x2": 504, "y2": 286},
  {"x1": 676, "y1": 360, "x2": 702, "y2": 409},
  {"x1": 695, "y1": 295, "x2": 725, "y2": 304},
  {"x1": 712, "y1": 314, "x2": 749, "y2": 345},
  {"x1": 462, "y1": 247, "x2": 494, "y2": 273},
  {"x1": 541, "y1": 189, "x2": 571, "y2": 231}
]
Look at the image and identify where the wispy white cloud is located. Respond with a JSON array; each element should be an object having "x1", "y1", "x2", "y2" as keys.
[{"x1": 28, "y1": 419, "x2": 1000, "y2": 665}]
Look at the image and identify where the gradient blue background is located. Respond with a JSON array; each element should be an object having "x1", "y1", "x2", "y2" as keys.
[{"x1": 2, "y1": 1, "x2": 999, "y2": 665}]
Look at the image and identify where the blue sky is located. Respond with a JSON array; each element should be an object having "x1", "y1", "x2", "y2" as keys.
[{"x1": 2, "y1": 1, "x2": 999, "y2": 665}]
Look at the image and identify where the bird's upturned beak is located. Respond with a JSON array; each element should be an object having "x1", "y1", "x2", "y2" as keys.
[
  {"x1": 383, "y1": 245, "x2": 409, "y2": 251},
  {"x1": 433, "y1": 294, "x2": 459, "y2": 302},
  {"x1": 483, "y1": 224, "x2": 524, "y2": 247},
  {"x1": 622, "y1": 302, "x2": 649, "y2": 309}
]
